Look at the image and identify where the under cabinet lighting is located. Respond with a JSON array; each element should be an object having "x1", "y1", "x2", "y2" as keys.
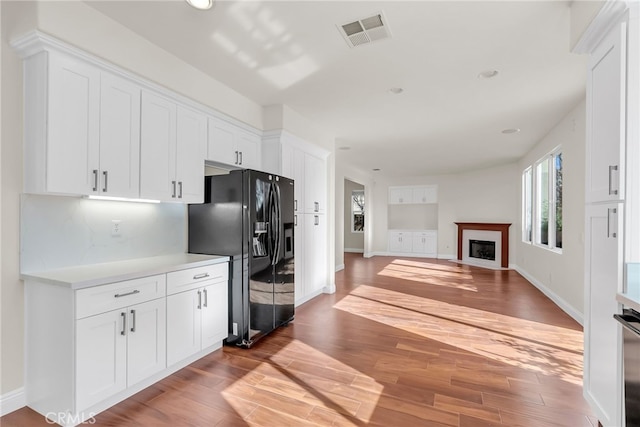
[
  {"x1": 86, "y1": 195, "x2": 161, "y2": 204},
  {"x1": 186, "y1": 0, "x2": 213, "y2": 10}
]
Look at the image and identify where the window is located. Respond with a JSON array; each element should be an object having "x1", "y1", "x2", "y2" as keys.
[
  {"x1": 522, "y1": 167, "x2": 532, "y2": 242},
  {"x1": 351, "y1": 190, "x2": 364, "y2": 232},
  {"x1": 522, "y1": 148, "x2": 562, "y2": 251}
]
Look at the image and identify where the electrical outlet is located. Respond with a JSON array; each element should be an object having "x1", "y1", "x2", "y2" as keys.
[
  {"x1": 232, "y1": 322, "x2": 238, "y2": 336},
  {"x1": 111, "y1": 220, "x2": 122, "y2": 237}
]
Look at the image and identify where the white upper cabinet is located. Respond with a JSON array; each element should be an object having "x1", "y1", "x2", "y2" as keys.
[
  {"x1": 99, "y1": 72, "x2": 141, "y2": 198},
  {"x1": 140, "y1": 92, "x2": 206, "y2": 203},
  {"x1": 389, "y1": 185, "x2": 438, "y2": 204},
  {"x1": 304, "y1": 152, "x2": 326, "y2": 214},
  {"x1": 586, "y1": 22, "x2": 626, "y2": 203},
  {"x1": 24, "y1": 51, "x2": 100, "y2": 195},
  {"x1": 207, "y1": 116, "x2": 261, "y2": 170}
]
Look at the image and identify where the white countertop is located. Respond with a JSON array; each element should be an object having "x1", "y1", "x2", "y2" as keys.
[{"x1": 21, "y1": 253, "x2": 229, "y2": 289}]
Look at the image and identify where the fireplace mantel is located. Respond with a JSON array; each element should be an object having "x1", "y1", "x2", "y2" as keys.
[{"x1": 455, "y1": 222, "x2": 511, "y2": 268}]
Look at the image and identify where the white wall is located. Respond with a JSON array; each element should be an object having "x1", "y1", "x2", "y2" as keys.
[
  {"x1": 370, "y1": 163, "x2": 519, "y2": 261},
  {"x1": 516, "y1": 100, "x2": 586, "y2": 322},
  {"x1": 343, "y1": 179, "x2": 364, "y2": 252}
]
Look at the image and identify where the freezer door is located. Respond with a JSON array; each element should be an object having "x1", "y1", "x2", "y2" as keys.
[{"x1": 274, "y1": 176, "x2": 295, "y2": 327}]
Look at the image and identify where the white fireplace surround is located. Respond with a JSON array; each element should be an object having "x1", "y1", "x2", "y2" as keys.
[{"x1": 462, "y1": 230, "x2": 502, "y2": 269}]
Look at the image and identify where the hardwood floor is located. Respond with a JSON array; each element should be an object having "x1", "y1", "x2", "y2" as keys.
[{"x1": 2, "y1": 254, "x2": 596, "y2": 426}]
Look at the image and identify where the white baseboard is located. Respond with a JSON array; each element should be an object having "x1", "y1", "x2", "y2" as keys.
[
  {"x1": 513, "y1": 265, "x2": 584, "y2": 326},
  {"x1": 0, "y1": 387, "x2": 25, "y2": 416},
  {"x1": 335, "y1": 264, "x2": 345, "y2": 272},
  {"x1": 323, "y1": 282, "x2": 336, "y2": 294},
  {"x1": 371, "y1": 251, "x2": 438, "y2": 259},
  {"x1": 344, "y1": 248, "x2": 364, "y2": 253},
  {"x1": 437, "y1": 254, "x2": 455, "y2": 260}
]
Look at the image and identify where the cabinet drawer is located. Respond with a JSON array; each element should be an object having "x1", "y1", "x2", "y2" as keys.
[
  {"x1": 76, "y1": 274, "x2": 166, "y2": 319},
  {"x1": 166, "y1": 263, "x2": 228, "y2": 295}
]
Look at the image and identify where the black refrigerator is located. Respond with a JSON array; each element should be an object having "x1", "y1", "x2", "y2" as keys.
[{"x1": 188, "y1": 169, "x2": 295, "y2": 347}]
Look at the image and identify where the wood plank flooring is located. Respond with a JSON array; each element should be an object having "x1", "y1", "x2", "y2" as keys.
[{"x1": 2, "y1": 254, "x2": 597, "y2": 426}]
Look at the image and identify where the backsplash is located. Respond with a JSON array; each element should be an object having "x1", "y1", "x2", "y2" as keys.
[{"x1": 20, "y1": 194, "x2": 187, "y2": 273}]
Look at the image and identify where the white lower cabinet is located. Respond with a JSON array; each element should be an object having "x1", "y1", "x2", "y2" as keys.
[
  {"x1": 24, "y1": 258, "x2": 229, "y2": 427},
  {"x1": 76, "y1": 298, "x2": 166, "y2": 412},
  {"x1": 388, "y1": 230, "x2": 438, "y2": 257},
  {"x1": 304, "y1": 213, "x2": 327, "y2": 296}
]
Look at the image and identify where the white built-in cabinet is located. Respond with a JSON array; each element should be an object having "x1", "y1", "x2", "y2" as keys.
[
  {"x1": 166, "y1": 264, "x2": 228, "y2": 366},
  {"x1": 389, "y1": 185, "x2": 437, "y2": 204},
  {"x1": 140, "y1": 92, "x2": 206, "y2": 203},
  {"x1": 24, "y1": 258, "x2": 229, "y2": 426},
  {"x1": 21, "y1": 49, "x2": 142, "y2": 198},
  {"x1": 388, "y1": 230, "x2": 437, "y2": 257},
  {"x1": 207, "y1": 116, "x2": 261, "y2": 169},
  {"x1": 582, "y1": 12, "x2": 629, "y2": 427},
  {"x1": 263, "y1": 130, "x2": 329, "y2": 306}
]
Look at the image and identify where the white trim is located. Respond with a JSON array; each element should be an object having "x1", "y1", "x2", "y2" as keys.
[
  {"x1": 344, "y1": 248, "x2": 364, "y2": 253},
  {"x1": 573, "y1": 0, "x2": 629, "y2": 54},
  {"x1": 437, "y1": 254, "x2": 455, "y2": 260},
  {"x1": 295, "y1": 288, "x2": 323, "y2": 307},
  {"x1": 335, "y1": 264, "x2": 345, "y2": 272},
  {"x1": 514, "y1": 265, "x2": 583, "y2": 325},
  {"x1": 323, "y1": 282, "x2": 336, "y2": 294},
  {"x1": 0, "y1": 388, "x2": 26, "y2": 416},
  {"x1": 370, "y1": 252, "x2": 438, "y2": 259}
]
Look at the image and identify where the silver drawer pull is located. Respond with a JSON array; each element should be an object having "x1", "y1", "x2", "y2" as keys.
[
  {"x1": 114, "y1": 289, "x2": 140, "y2": 298},
  {"x1": 130, "y1": 309, "x2": 136, "y2": 333},
  {"x1": 193, "y1": 273, "x2": 210, "y2": 280},
  {"x1": 203, "y1": 288, "x2": 208, "y2": 307},
  {"x1": 120, "y1": 312, "x2": 126, "y2": 336}
]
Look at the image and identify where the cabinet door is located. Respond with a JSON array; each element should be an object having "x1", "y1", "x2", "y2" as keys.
[
  {"x1": 424, "y1": 232, "x2": 438, "y2": 256},
  {"x1": 389, "y1": 231, "x2": 411, "y2": 253},
  {"x1": 236, "y1": 131, "x2": 261, "y2": 169},
  {"x1": 76, "y1": 310, "x2": 126, "y2": 411},
  {"x1": 127, "y1": 298, "x2": 166, "y2": 387},
  {"x1": 167, "y1": 289, "x2": 201, "y2": 366},
  {"x1": 47, "y1": 53, "x2": 100, "y2": 195},
  {"x1": 304, "y1": 214, "x2": 327, "y2": 294},
  {"x1": 200, "y1": 281, "x2": 228, "y2": 349},
  {"x1": 412, "y1": 186, "x2": 437, "y2": 204},
  {"x1": 99, "y1": 72, "x2": 141, "y2": 198},
  {"x1": 412, "y1": 233, "x2": 426, "y2": 253},
  {"x1": 389, "y1": 187, "x2": 412, "y2": 204},
  {"x1": 176, "y1": 106, "x2": 206, "y2": 203},
  {"x1": 281, "y1": 142, "x2": 294, "y2": 180},
  {"x1": 587, "y1": 23, "x2": 626, "y2": 203},
  {"x1": 207, "y1": 117, "x2": 237, "y2": 166},
  {"x1": 140, "y1": 92, "x2": 177, "y2": 201},
  {"x1": 584, "y1": 203, "x2": 623, "y2": 426},
  {"x1": 294, "y1": 148, "x2": 306, "y2": 213},
  {"x1": 304, "y1": 153, "x2": 325, "y2": 213}
]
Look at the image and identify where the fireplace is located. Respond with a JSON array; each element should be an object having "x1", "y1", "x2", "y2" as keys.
[
  {"x1": 469, "y1": 240, "x2": 496, "y2": 261},
  {"x1": 455, "y1": 222, "x2": 511, "y2": 269}
]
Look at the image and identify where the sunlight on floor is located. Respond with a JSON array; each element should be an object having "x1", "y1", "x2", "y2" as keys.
[
  {"x1": 378, "y1": 259, "x2": 477, "y2": 291},
  {"x1": 221, "y1": 339, "x2": 384, "y2": 425},
  {"x1": 333, "y1": 285, "x2": 584, "y2": 385}
]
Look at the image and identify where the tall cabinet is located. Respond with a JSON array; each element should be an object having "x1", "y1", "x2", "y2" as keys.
[
  {"x1": 582, "y1": 8, "x2": 631, "y2": 426},
  {"x1": 263, "y1": 130, "x2": 330, "y2": 306}
]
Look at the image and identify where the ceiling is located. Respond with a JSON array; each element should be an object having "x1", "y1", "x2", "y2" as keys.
[{"x1": 87, "y1": 0, "x2": 587, "y2": 177}]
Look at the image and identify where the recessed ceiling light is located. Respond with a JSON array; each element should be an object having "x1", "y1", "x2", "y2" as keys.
[
  {"x1": 388, "y1": 87, "x2": 403, "y2": 94},
  {"x1": 372, "y1": 168, "x2": 381, "y2": 171},
  {"x1": 185, "y1": 0, "x2": 213, "y2": 10},
  {"x1": 478, "y1": 69, "x2": 499, "y2": 79},
  {"x1": 338, "y1": 146, "x2": 351, "y2": 150},
  {"x1": 501, "y1": 128, "x2": 521, "y2": 134}
]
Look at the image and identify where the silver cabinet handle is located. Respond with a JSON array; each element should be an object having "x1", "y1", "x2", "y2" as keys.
[
  {"x1": 294, "y1": 200, "x2": 297, "y2": 211},
  {"x1": 239, "y1": 151, "x2": 243, "y2": 165},
  {"x1": 294, "y1": 215, "x2": 297, "y2": 226},
  {"x1": 314, "y1": 202, "x2": 319, "y2": 212},
  {"x1": 120, "y1": 312, "x2": 126, "y2": 336},
  {"x1": 178, "y1": 181, "x2": 183, "y2": 199},
  {"x1": 314, "y1": 215, "x2": 319, "y2": 226},
  {"x1": 197, "y1": 290, "x2": 202, "y2": 309},
  {"x1": 609, "y1": 165, "x2": 619, "y2": 195},
  {"x1": 103, "y1": 171, "x2": 108, "y2": 193},
  {"x1": 114, "y1": 290, "x2": 140, "y2": 298},
  {"x1": 172, "y1": 181, "x2": 177, "y2": 198},
  {"x1": 235, "y1": 151, "x2": 239, "y2": 165},
  {"x1": 193, "y1": 273, "x2": 209, "y2": 280},
  {"x1": 607, "y1": 207, "x2": 618, "y2": 238},
  {"x1": 203, "y1": 288, "x2": 208, "y2": 307},
  {"x1": 130, "y1": 309, "x2": 136, "y2": 333},
  {"x1": 92, "y1": 170, "x2": 98, "y2": 192}
]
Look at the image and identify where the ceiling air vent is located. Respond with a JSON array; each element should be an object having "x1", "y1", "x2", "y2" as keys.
[{"x1": 338, "y1": 12, "x2": 391, "y2": 48}]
